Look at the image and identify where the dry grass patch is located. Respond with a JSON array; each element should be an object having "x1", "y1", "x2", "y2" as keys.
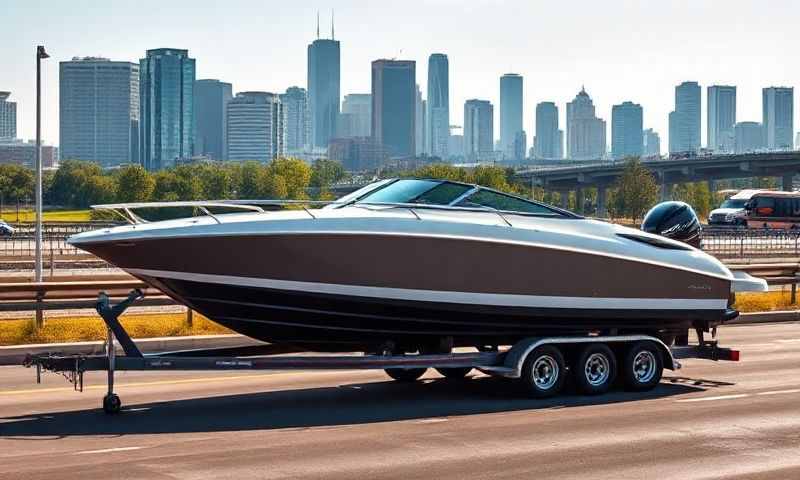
[
  {"x1": 734, "y1": 290, "x2": 798, "y2": 313},
  {"x1": 0, "y1": 312, "x2": 231, "y2": 346}
]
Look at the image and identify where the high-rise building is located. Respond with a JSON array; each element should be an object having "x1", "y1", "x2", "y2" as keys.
[
  {"x1": 193, "y1": 79, "x2": 232, "y2": 160},
  {"x1": 280, "y1": 86, "x2": 309, "y2": 153},
  {"x1": 500, "y1": 73, "x2": 523, "y2": 159},
  {"x1": 0, "y1": 139, "x2": 58, "y2": 168},
  {"x1": 139, "y1": 48, "x2": 195, "y2": 170},
  {"x1": 426, "y1": 53, "x2": 449, "y2": 158},
  {"x1": 415, "y1": 84, "x2": 425, "y2": 156},
  {"x1": 513, "y1": 130, "x2": 527, "y2": 162},
  {"x1": 59, "y1": 58, "x2": 139, "y2": 166},
  {"x1": 371, "y1": 59, "x2": 416, "y2": 158},
  {"x1": 0, "y1": 92, "x2": 16, "y2": 140},
  {"x1": 734, "y1": 121, "x2": 764, "y2": 154},
  {"x1": 338, "y1": 93, "x2": 371, "y2": 138},
  {"x1": 668, "y1": 81, "x2": 701, "y2": 154},
  {"x1": 307, "y1": 32, "x2": 340, "y2": 150},
  {"x1": 534, "y1": 102, "x2": 560, "y2": 159},
  {"x1": 226, "y1": 92, "x2": 285, "y2": 162},
  {"x1": 611, "y1": 101, "x2": 643, "y2": 159},
  {"x1": 328, "y1": 137, "x2": 387, "y2": 171},
  {"x1": 643, "y1": 128, "x2": 661, "y2": 157},
  {"x1": 464, "y1": 99, "x2": 494, "y2": 162},
  {"x1": 566, "y1": 88, "x2": 606, "y2": 160},
  {"x1": 707, "y1": 85, "x2": 736, "y2": 153},
  {"x1": 763, "y1": 87, "x2": 794, "y2": 151}
]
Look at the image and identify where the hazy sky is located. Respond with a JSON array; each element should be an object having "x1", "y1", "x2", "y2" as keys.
[{"x1": 3, "y1": 0, "x2": 799, "y2": 153}]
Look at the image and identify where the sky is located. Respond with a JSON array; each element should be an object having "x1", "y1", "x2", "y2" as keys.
[{"x1": 3, "y1": 0, "x2": 800, "y2": 154}]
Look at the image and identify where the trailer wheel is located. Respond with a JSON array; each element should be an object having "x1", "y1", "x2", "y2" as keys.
[
  {"x1": 575, "y1": 344, "x2": 616, "y2": 395},
  {"x1": 385, "y1": 368, "x2": 427, "y2": 382},
  {"x1": 519, "y1": 345, "x2": 566, "y2": 398},
  {"x1": 102, "y1": 393, "x2": 121, "y2": 414},
  {"x1": 622, "y1": 341, "x2": 663, "y2": 391},
  {"x1": 435, "y1": 367, "x2": 473, "y2": 379}
]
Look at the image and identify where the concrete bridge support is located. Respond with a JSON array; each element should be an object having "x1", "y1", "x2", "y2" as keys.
[
  {"x1": 560, "y1": 191, "x2": 569, "y2": 210},
  {"x1": 596, "y1": 186, "x2": 608, "y2": 218},
  {"x1": 783, "y1": 173, "x2": 794, "y2": 191},
  {"x1": 660, "y1": 182, "x2": 671, "y2": 201},
  {"x1": 575, "y1": 187, "x2": 584, "y2": 214}
]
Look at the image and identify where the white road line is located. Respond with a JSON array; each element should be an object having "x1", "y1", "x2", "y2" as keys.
[
  {"x1": 757, "y1": 388, "x2": 800, "y2": 396},
  {"x1": 676, "y1": 394, "x2": 750, "y2": 403},
  {"x1": 75, "y1": 446, "x2": 146, "y2": 455}
]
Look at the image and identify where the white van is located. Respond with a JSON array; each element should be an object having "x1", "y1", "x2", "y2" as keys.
[{"x1": 708, "y1": 190, "x2": 761, "y2": 226}]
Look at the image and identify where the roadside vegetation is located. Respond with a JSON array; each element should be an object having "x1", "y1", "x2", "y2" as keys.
[
  {"x1": 0, "y1": 208, "x2": 91, "y2": 222},
  {"x1": 733, "y1": 291, "x2": 799, "y2": 313},
  {"x1": 0, "y1": 312, "x2": 231, "y2": 346}
]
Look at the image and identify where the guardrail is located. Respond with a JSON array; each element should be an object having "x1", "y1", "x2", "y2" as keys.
[
  {"x1": 0, "y1": 222, "x2": 119, "y2": 258},
  {"x1": 702, "y1": 227, "x2": 800, "y2": 259}
]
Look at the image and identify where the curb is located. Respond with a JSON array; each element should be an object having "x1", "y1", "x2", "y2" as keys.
[
  {"x1": 0, "y1": 334, "x2": 261, "y2": 366},
  {"x1": 730, "y1": 310, "x2": 800, "y2": 325}
]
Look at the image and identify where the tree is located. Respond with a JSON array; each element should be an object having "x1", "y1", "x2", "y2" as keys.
[
  {"x1": 310, "y1": 158, "x2": 346, "y2": 188},
  {"x1": 84, "y1": 175, "x2": 117, "y2": 205},
  {"x1": 266, "y1": 157, "x2": 311, "y2": 199},
  {"x1": 49, "y1": 160, "x2": 104, "y2": 207},
  {"x1": 614, "y1": 158, "x2": 658, "y2": 225},
  {"x1": 238, "y1": 161, "x2": 267, "y2": 199},
  {"x1": 196, "y1": 163, "x2": 234, "y2": 200},
  {"x1": 0, "y1": 164, "x2": 33, "y2": 220},
  {"x1": 115, "y1": 165, "x2": 155, "y2": 203}
]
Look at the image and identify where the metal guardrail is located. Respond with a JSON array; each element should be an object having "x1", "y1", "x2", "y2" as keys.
[
  {"x1": 702, "y1": 227, "x2": 800, "y2": 259},
  {"x1": 0, "y1": 222, "x2": 119, "y2": 257}
]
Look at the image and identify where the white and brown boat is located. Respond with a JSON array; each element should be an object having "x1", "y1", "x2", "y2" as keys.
[{"x1": 68, "y1": 178, "x2": 766, "y2": 352}]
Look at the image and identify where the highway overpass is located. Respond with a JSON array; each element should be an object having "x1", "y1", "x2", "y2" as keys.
[{"x1": 514, "y1": 151, "x2": 800, "y2": 216}]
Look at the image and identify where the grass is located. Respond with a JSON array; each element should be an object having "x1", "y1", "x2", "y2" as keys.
[
  {"x1": 0, "y1": 208, "x2": 92, "y2": 222},
  {"x1": 0, "y1": 312, "x2": 231, "y2": 346},
  {"x1": 734, "y1": 290, "x2": 799, "y2": 313}
]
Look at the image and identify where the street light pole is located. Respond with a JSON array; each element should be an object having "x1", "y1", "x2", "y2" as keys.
[{"x1": 35, "y1": 45, "x2": 49, "y2": 283}]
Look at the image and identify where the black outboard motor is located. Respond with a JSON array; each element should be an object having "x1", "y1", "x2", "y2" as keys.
[{"x1": 641, "y1": 201, "x2": 702, "y2": 248}]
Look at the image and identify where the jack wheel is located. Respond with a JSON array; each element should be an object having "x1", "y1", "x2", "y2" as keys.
[
  {"x1": 103, "y1": 393, "x2": 122, "y2": 414},
  {"x1": 435, "y1": 367, "x2": 473, "y2": 379},
  {"x1": 385, "y1": 368, "x2": 427, "y2": 382}
]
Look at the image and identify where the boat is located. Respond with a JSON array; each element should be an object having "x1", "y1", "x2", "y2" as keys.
[{"x1": 67, "y1": 178, "x2": 767, "y2": 353}]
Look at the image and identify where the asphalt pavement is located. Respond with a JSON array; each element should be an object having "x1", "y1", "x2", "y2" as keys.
[{"x1": 1, "y1": 322, "x2": 799, "y2": 479}]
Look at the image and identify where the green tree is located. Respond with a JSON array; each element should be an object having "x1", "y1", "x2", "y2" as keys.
[
  {"x1": 196, "y1": 163, "x2": 234, "y2": 199},
  {"x1": 614, "y1": 158, "x2": 658, "y2": 225},
  {"x1": 84, "y1": 175, "x2": 117, "y2": 205},
  {"x1": 0, "y1": 164, "x2": 34, "y2": 219},
  {"x1": 238, "y1": 161, "x2": 267, "y2": 199},
  {"x1": 115, "y1": 165, "x2": 155, "y2": 203},
  {"x1": 266, "y1": 157, "x2": 312, "y2": 199},
  {"x1": 310, "y1": 158, "x2": 346, "y2": 188},
  {"x1": 49, "y1": 160, "x2": 104, "y2": 207}
]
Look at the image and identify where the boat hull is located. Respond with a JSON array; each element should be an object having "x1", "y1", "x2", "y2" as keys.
[{"x1": 75, "y1": 231, "x2": 735, "y2": 351}]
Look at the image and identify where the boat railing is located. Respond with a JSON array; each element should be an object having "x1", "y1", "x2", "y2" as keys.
[{"x1": 91, "y1": 199, "x2": 567, "y2": 226}]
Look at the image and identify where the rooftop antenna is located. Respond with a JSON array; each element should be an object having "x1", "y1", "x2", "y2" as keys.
[
  {"x1": 331, "y1": 9, "x2": 335, "y2": 40},
  {"x1": 316, "y1": 11, "x2": 320, "y2": 39}
]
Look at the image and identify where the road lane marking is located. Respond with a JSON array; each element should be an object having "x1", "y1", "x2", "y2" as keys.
[
  {"x1": 757, "y1": 388, "x2": 800, "y2": 396},
  {"x1": 676, "y1": 394, "x2": 750, "y2": 403},
  {"x1": 76, "y1": 446, "x2": 145, "y2": 455}
]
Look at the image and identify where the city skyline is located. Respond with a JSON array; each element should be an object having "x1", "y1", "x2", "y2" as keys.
[{"x1": 4, "y1": 0, "x2": 800, "y2": 155}]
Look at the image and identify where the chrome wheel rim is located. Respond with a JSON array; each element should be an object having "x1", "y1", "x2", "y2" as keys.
[
  {"x1": 633, "y1": 350, "x2": 657, "y2": 383},
  {"x1": 584, "y1": 353, "x2": 610, "y2": 386},
  {"x1": 532, "y1": 355, "x2": 559, "y2": 390}
]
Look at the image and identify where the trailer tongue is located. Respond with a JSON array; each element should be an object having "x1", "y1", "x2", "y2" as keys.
[{"x1": 24, "y1": 289, "x2": 741, "y2": 414}]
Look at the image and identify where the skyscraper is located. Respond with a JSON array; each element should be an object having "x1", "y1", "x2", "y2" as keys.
[
  {"x1": 566, "y1": 88, "x2": 606, "y2": 160},
  {"x1": 464, "y1": 99, "x2": 494, "y2": 162},
  {"x1": 280, "y1": 86, "x2": 309, "y2": 153},
  {"x1": 611, "y1": 101, "x2": 643, "y2": 159},
  {"x1": 534, "y1": 102, "x2": 561, "y2": 159},
  {"x1": 339, "y1": 94, "x2": 371, "y2": 138},
  {"x1": 59, "y1": 57, "x2": 140, "y2": 166},
  {"x1": 226, "y1": 92, "x2": 285, "y2": 162},
  {"x1": 426, "y1": 53, "x2": 449, "y2": 158},
  {"x1": 763, "y1": 87, "x2": 794, "y2": 151},
  {"x1": 307, "y1": 29, "x2": 340, "y2": 150},
  {"x1": 500, "y1": 73, "x2": 523, "y2": 159},
  {"x1": 139, "y1": 48, "x2": 195, "y2": 170},
  {"x1": 194, "y1": 79, "x2": 232, "y2": 160},
  {"x1": 734, "y1": 121, "x2": 764, "y2": 154},
  {"x1": 0, "y1": 92, "x2": 16, "y2": 140},
  {"x1": 643, "y1": 128, "x2": 661, "y2": 157},
  {"x1": 668, "y1": 81, "x2": 701, "y2": 154},
  {"x1": 707, "y1": 85, "x2": 736, "y2": 153},
  {"x1": 371, "y1": 59, "x2": 416, "y2": 158},
  {"x1": 415, "y1": 85, "x2": 425, "y2": 156}
]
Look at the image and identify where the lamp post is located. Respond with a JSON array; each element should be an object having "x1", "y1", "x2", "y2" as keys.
[{"x1": 35, "y1": 45, "x2": 49, "y2": 283}]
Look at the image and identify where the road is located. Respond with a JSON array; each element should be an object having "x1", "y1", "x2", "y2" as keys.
[{"x1": 1, "y1": 323, "x2": 799, "y2": 479}]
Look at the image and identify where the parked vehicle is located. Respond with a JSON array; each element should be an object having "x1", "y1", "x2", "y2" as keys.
[
  {"x1": 0, "y1": 220, "x2": 15, "y2": 237},
  {"x1": 708, "y1": 190, "x2": 761, "y2": 226},
  {"x1": 744, "y1": 190, "x2": 800, "y2": 229}
]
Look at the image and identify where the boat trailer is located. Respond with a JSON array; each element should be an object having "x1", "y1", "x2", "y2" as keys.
[{"x1": 24, "y1": 290, "x2": 741, "y2": 414}]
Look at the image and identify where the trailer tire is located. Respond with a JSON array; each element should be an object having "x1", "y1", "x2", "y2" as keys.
[
  {"x1": 435, "y1": 367, "x2": 473, "y2": 379},
  {"x1": 385, "y1": 368, "x2": 427, "y2": 382},
  {"x1": 575, "y1": 344, "x2": 616, "y2": 395},
  {"x1": 519, "y1": 345, "x2": 566, "y2": 398},
  {"x1": 103, "y1": 393, "x2": 121, "y2": 414},
  {"x1": 622, "y1": 341, "x2": 663, "y2": 391}
]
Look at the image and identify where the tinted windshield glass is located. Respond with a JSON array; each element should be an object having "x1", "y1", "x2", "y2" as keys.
[
  {"x1": 356, "y1": 179, "x2": 471, "y2": 205},
  {"x1": 720, "y1": 199, "x2": 747, "y2": 209},
  {"x1": 457, "y1": 189, "x2": 557, "y2": 215}
]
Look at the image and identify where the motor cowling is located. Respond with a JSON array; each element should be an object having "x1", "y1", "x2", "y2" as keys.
[{"x1": 641, "y1": 201, "x2": 702, "y2": 248}]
